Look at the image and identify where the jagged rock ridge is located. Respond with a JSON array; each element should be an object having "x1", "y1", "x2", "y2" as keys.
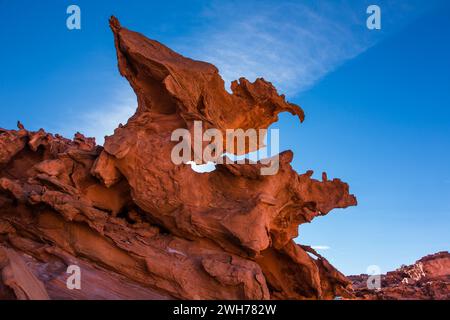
[{"x1": 0, "y1": 17, "x2": 357, "y2": 300}]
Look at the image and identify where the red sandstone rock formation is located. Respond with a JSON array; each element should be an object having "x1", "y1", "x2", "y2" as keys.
[
  {"x1": 0, "y1": 17, "x2": 358, "y2": 300},
  {"x1": 350, "y1": 252, "x2": 450, "y2": 300}
]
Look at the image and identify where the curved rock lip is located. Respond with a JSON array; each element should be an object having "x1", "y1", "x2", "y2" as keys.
[{"x1": 0, "y1": 17, "x2": 363, "y2": 300}]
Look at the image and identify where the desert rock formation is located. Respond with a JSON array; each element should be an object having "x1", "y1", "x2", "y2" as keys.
[{"x1": 0, "y1": 17, "x2": 359, "y2": 300}]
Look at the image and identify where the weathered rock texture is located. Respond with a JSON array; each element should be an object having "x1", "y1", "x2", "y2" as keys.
[
  {"x1": 350, "y1": 252, "x2": 450, "y2": 300},
  {"x1": 0, "y1": 17, "x2": 358, "y2": 300}
]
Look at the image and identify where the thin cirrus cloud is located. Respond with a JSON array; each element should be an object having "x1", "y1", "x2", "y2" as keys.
[
  {"x1": 176, "y1": 0, "x2": 374, "y2": 97},
  {"x1": 61, "y1": 91, "x2": 137, "y2": 145},
  {"x1": 83, "y1": 93, "x2": 136, "y2": 145},
  {"x1": 311, "y1": 245, "x2": 331, "y2": 251},
  {"x1": 177, "y1": 0, "x2": 437, "y2": 97}
]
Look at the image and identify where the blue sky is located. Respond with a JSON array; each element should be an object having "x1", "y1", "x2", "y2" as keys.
[{"x1": 0, "y1": 0, "x2": 449, "y2": 275}]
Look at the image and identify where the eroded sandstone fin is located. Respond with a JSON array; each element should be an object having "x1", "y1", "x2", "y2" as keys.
[{"x1": 0, "y1": 17, "x2": 361, "y2": 300}]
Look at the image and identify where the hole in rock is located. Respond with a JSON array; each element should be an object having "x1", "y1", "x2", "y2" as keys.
[{"x1": 186, "y1": 112, "x2": 298, "y2": 173}]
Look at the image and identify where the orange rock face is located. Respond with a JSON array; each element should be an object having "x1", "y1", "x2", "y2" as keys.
[{"x1": 0, "y1": 17, "x2": 358, "y2": 300}]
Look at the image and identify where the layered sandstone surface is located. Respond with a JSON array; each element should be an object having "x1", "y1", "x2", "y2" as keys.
[{"x1": 0, "y1": 17, "x2": 359, "y2": 300}]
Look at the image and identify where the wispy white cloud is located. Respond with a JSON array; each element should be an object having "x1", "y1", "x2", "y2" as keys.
[
  {"x1": 176, "y1": 1, "x2": 373, "y2": 96},
  {"x1": 79, "y1": 93, "x2": 136, "y2": 145},
  {"x1": 311, "y1": 245, "x2": 331, "y2": 251},
  {"x1": 176, "y1": 0, "x2": 436, "y2": 97},
  {"x1": 59, "y1": 89, "x2": 137, "y2": 145}
]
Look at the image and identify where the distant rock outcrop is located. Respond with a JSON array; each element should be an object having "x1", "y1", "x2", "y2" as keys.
[
  {"x1": 350, "y1": 252, "x2": 450, "y2": 300},
  {"x1": 0, "y1": 17, "x2": 359, "y2": 300}
]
